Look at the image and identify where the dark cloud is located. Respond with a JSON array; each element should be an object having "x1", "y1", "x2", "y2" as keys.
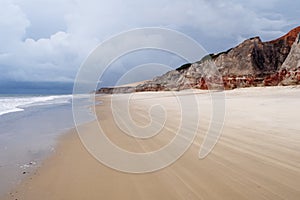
[{"x1": 0, "y1": 0, "x2": 298, "y2": 84}]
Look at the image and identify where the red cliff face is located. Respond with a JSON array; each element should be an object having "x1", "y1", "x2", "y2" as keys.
[
  {"x1": 267, "y1": 26, "x2": 300, "y2": 47},
  {"x1": 98, "y1": 26, "x2": 300, "y2": 93}
]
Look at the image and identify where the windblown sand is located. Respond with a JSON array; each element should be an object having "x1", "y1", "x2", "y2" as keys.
[{"x1": 3, "y1": 86, "x2": 300, "y2": 200}]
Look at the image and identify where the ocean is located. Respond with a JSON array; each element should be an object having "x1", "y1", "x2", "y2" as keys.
[{"x1": 0, "y1": 93, "x2": 94, "y2": 196}]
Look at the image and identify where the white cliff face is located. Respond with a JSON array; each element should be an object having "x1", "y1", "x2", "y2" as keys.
[
  {"x1": 281, "y1": 33, "x2": 300, "y2": 70},
  {"x1": 213, "y1": 37, "x2": 260, "y2": 76}
]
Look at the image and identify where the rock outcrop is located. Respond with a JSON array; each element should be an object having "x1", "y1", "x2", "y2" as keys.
[
  {"x1": 281, "y1": 32, "x2": 300, "y2": 70},
  {"x1": 98, "y1": 26, "x2": 300, "y2": 94},
  {"x1": 279, "y1": 33, "x2": 300, "y2": 86}
]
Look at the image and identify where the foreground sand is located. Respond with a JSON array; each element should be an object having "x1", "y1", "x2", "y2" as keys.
[{"x1": 3, "y1": 86, "x2": 300, "y2": 200}]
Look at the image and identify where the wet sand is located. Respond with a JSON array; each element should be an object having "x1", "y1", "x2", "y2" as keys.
[{"x1": 3, "y1": 86, "x2": 300, "y2": 200}]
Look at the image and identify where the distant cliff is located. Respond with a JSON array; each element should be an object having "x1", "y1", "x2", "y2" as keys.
[{"x1": 98, "y1": 26, "x2": 300, "y2": 94}]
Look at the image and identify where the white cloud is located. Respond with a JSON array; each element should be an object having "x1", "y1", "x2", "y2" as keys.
[
  {"x1": 0, "y1": 0, "x2": 298, "y2": 83},
  {"x1": 0, "y1": 0, "x2": 30, "y2": 50}
]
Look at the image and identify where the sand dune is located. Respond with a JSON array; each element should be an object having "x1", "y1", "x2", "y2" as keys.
[{"x1": 3, "y1": 86, "x2": 300, "y2": 200}]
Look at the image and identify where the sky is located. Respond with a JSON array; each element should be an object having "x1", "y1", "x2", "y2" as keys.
[{"x1": 0, "y1": 0, "x2": 299, "y2": 88}]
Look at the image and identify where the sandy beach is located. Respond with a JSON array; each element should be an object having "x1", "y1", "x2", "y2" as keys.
[{"x1": 3, "y1": 86, "x2": 300, "y2": 200}]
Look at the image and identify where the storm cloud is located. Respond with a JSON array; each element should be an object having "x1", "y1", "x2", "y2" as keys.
[{"x1": 0, "y1": 0, "x2": 299, "y2": 83}]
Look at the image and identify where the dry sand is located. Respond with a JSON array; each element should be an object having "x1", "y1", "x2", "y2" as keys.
[{"x1": 3, "y1": 86, "x2": 300, "y2": 200}]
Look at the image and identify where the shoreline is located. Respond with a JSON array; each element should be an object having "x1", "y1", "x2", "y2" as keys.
[
  {"x1": 0, "y1": 127, "x2": 76, "y2": 200},
  {"x1": 3, "y1": 86, "x2": 300, "y2": 200},
  {"x1": 2, "y1": 128, "x2": 84, "y2": 200},
  {"x1": 0, "y1": 97, "x2": 76, "y2": 198}
]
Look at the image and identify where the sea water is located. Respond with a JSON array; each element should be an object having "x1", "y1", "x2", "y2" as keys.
[{"x1": 0, "y1": 94, "x2": 95, "y2": 196}]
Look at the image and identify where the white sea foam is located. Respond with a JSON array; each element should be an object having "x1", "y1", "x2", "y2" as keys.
[{"x1": 0, "y1": 95, "x2": 72, "y2": 116}]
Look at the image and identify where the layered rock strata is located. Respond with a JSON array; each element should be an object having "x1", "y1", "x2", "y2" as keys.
[{"x1": 98, "y1": 27, "x2": 300, "y2": 94}]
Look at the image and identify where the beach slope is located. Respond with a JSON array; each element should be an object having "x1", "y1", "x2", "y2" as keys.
[{"x1": 4, "y1": 86, "x2": 300, "y2": 200}]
